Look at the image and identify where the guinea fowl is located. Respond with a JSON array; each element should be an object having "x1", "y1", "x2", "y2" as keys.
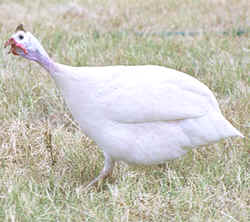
[{"x1": 5, "y1": 24, "x2": 243, "y2": 187}]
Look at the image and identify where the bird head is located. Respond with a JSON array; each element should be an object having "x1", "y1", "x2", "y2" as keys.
[{"x1": 4, "y1": 24, "x2": 48, "y2": 62}]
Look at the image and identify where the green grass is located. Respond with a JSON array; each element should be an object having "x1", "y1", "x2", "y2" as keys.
[{"x1": 0, "y1": 0, "x2": 249, "y2": 221}]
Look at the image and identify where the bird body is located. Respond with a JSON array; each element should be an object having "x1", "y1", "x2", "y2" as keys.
[
  {"x1": 5, "y1": 25, "x2": 243, "y2": 186},
  {"x1": 50, "y1": 64, "x2": 242, "y2": 164}
]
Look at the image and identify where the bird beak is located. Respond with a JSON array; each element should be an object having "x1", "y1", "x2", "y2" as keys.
[{"x1": 4, "y1": 38, "x2": 28, "y2": 55}]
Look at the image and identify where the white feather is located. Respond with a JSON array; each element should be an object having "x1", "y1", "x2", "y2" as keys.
[{"x1": 51, "y1": 64, "x2": 243, "y2": 164}]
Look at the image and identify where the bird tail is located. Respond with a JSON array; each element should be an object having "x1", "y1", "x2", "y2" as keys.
[
  {"x1": 224, "y1": 120, "x2": 244, "y2": 138},
  {"x1": 215, "y1": 113, "x2": 244, "y2": 139}
]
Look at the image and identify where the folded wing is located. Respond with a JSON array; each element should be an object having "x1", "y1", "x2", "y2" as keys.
[{"x1": 102, "y1": 67, "x2": 218, "y2": 123}]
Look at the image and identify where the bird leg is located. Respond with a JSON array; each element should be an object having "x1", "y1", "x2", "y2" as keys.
[{"x1": 85, "y1": 153, "x2": 115, "y2": 189}]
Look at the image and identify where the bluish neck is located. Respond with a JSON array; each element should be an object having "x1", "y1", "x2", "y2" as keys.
[
  {"x1": 26, "y1": 46, "x2": 60, "y2": 74},
  {"x1": 24, "y1": 40, "x2": 59, "y2": 74},
  {"x1": 35, "y1": 52, "x2": 57, "y2": 73}
]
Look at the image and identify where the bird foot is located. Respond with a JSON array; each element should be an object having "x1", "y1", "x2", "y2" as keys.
[{"x1": 85, "y1": 153, "x2": 115, "y2": 189}]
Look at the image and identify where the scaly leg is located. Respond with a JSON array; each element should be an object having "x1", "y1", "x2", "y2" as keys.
[{"x1": 86, "y1": 152, "x2": 115, "y2": 188}]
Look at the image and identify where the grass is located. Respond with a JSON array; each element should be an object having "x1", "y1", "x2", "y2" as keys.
[{"x1": 0, "y1": 0, "x2": 249, "y2": 221}]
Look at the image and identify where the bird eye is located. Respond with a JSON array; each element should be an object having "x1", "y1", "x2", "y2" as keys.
[{"x1": 18, "y1": 34, "x2": 24, "y2": 40}]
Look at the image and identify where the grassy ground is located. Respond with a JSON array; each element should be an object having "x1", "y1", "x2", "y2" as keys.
[{"x1": 0, "y1": 0, "x2": 249, "y2": 221}]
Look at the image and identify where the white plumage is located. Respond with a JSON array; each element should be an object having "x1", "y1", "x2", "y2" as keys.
[{"x1": 5, "y1": 25, "x2": 243, "y2": 187}]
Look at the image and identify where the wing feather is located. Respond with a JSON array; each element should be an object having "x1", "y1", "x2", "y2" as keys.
[{"x1": 99, "y1": 66, "x2": 217, "y2": 123}]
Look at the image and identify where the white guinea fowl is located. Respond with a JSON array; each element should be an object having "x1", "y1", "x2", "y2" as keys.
[{"x1": 5, "y1": 25, "x2": 243, "y2": 187}]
